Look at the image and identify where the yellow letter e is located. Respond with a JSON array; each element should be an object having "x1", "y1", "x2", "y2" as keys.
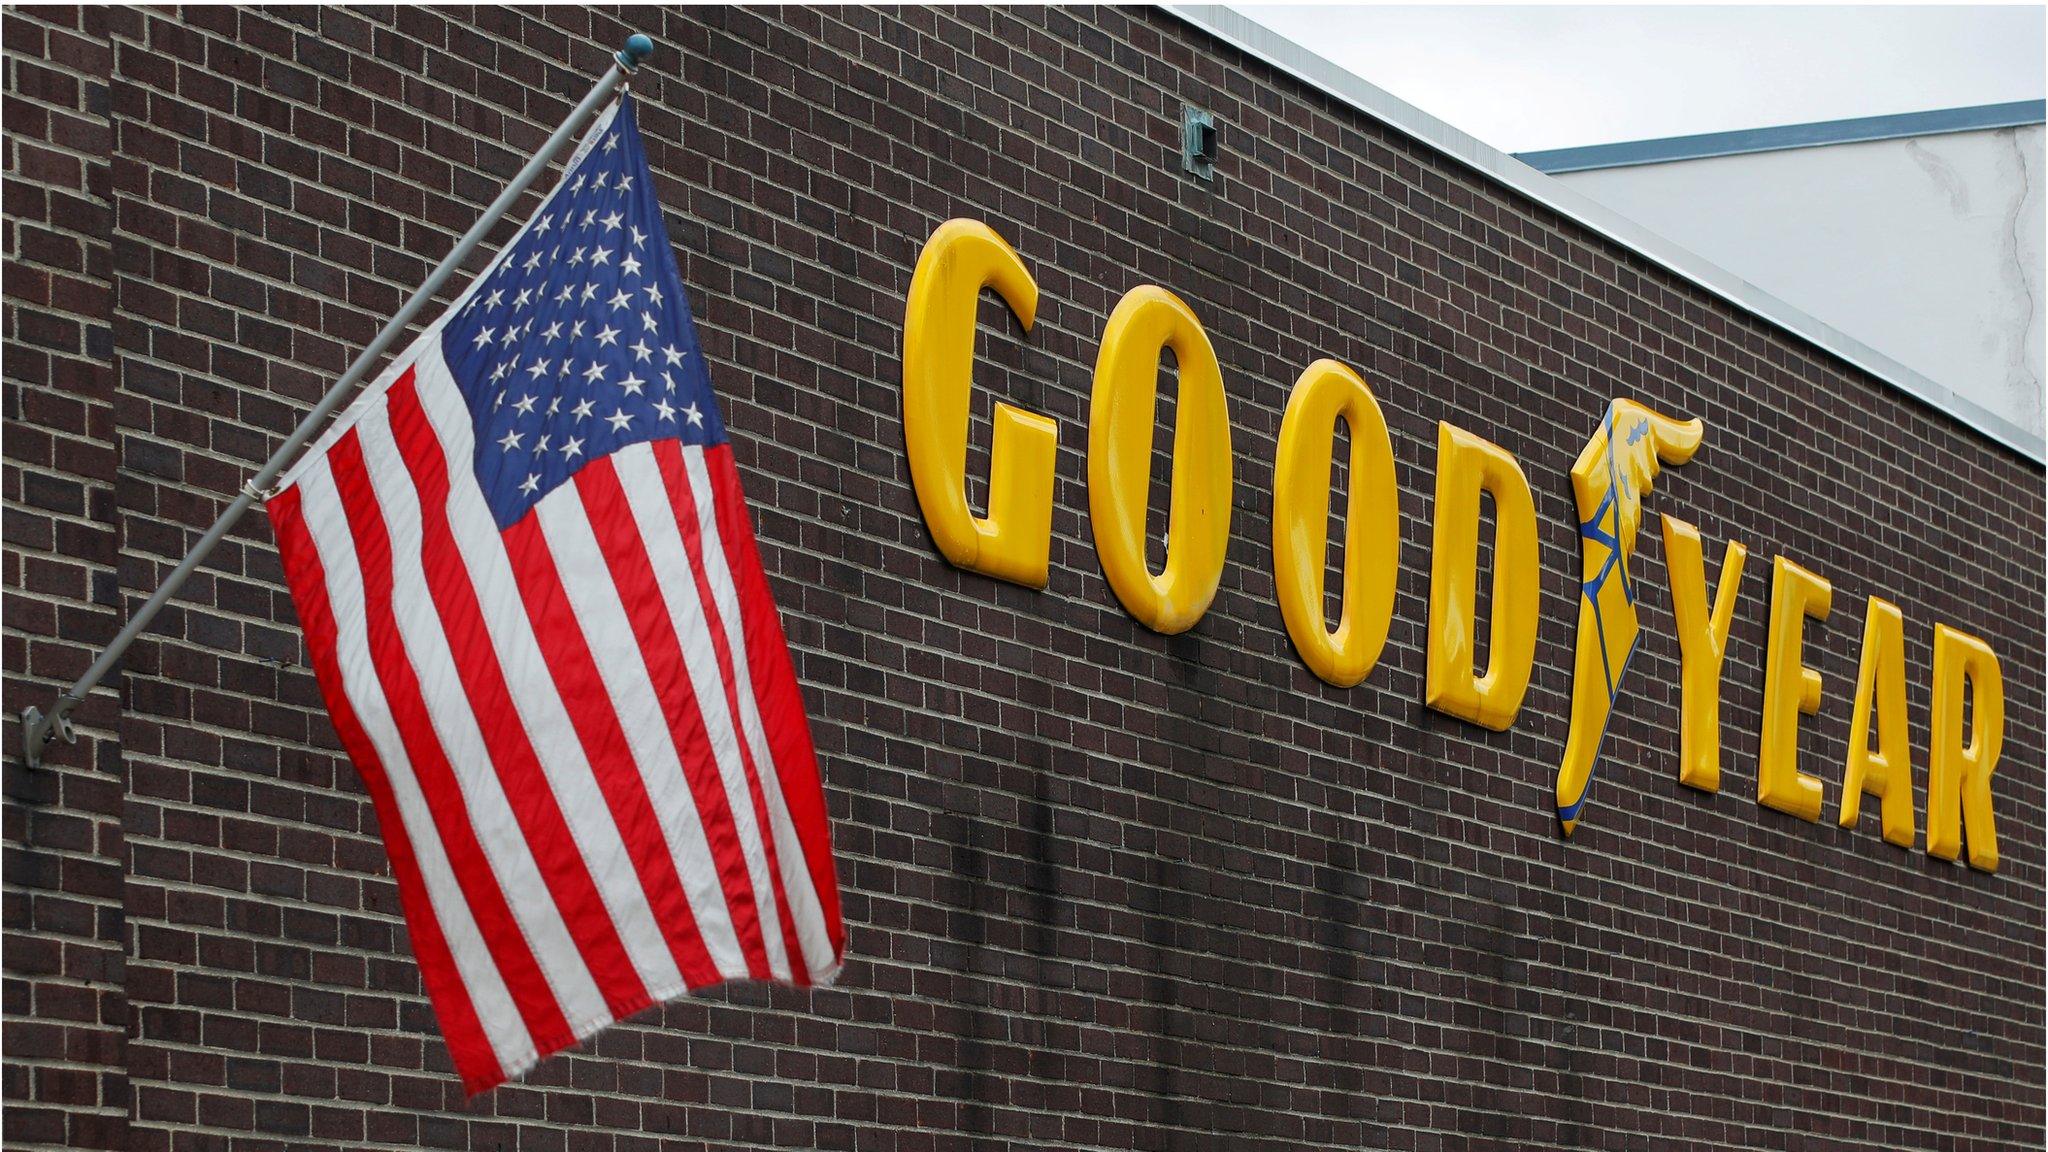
[{"x1": 1759, "y1": 556, "x2": 1830, "y2": 823}]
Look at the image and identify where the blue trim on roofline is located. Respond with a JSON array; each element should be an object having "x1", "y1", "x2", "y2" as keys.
[{"x1": 1516, "y1": 101, "x2": 2046, "y2": 174}]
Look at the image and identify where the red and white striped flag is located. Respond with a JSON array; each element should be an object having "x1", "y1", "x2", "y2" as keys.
[{"x1": 267, "y1": 94, "x2": 844, "y2": 1093}]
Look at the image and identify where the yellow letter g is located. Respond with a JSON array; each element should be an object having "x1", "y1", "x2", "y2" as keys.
[{"x1": 902, "y1": 220, "x2": 1059, "y2": 587}]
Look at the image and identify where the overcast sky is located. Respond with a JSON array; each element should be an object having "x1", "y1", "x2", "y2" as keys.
[{"x1": 1232, "y1": 5, "x2": 2047, "y2": 154}]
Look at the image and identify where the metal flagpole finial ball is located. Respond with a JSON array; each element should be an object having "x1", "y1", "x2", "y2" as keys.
[{"x1": 618, "y1": 34, "x2": 656, "y2": 70}]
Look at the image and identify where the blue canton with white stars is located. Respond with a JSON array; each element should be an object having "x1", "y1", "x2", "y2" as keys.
[{"x1": 441, "y1": 95, "x2": 726, "y2": 529}]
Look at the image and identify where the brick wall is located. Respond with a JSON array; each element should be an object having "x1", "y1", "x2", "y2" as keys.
[
  {"x1": 3, "y1": 5, "x2": 127, "y2": 1148},
  {"x1": 5, "y1": 6, "x2": 2042, "y2": 1150}
]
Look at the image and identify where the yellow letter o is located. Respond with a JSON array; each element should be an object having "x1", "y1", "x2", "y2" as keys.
[
  {"x1": 1271, "y1": 360, "x2": 1399, "y2": 687},
  {"x1": 1086, "y1": 286, "x2": 1233, "y2": 635}
]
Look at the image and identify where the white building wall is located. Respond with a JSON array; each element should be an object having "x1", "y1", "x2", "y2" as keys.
[{"x1": 1554, "y1": 125, "x2": 2045, "y2": 440}]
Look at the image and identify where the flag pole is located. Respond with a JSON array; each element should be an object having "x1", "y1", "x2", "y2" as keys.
[{"x1": 19, "y1": 33, "x2": 659, "y2": 769}]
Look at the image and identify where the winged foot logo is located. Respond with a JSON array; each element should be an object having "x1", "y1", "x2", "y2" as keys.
[{"x1": 1555, "y1": 400, "x2": 1702, "y2": 836}]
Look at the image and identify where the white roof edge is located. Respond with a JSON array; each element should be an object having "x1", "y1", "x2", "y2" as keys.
[{"x1": 1161, "y1": 4, "x2": 2047, "y2": 465}]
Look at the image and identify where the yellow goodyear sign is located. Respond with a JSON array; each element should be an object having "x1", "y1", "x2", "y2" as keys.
[{"x1": 900, "y1": 220, "x2": 2007, "y2": 873}]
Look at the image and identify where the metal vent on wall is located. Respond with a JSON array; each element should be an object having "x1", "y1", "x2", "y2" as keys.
[{"x1": 1183, "y1": 105, "x2": 1218, "y2": 181}]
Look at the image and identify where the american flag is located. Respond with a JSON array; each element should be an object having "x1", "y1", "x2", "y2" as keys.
[{"x1": 266, "y1": 94, "x2": 844, "y2": 1093}]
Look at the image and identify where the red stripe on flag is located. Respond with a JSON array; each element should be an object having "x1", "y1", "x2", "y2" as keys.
[
  {"x1": 701, "y1": 445, "x2": 845, "y2": 964},
  {"x1": 497, "y1": 512, "x2": 725, "y2": 989},
  {"x1": 385, "y1": 373, "x2": 651, "y2": 1022},
  {"x1": 652, "y1": 439, "x2": 806, "y2": 982},
  {"x1": 325, "y1": 431, "x2": 577, "y2": 1055},
  {"x1": 572, "y1": 457, "x2": 772, "y2": 980},
  {"x1": 269, "y1": 484, "x2": 505, "y2": 1093}
]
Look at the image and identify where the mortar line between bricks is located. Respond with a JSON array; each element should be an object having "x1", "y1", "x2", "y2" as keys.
[
  {"x1": 119, "y1": 717, "x2": 2048, "y2": 967},
  {"x1": 124, "y1": 793, "x2": 2046, "y2": 1066},
  {"x1": 119, "y1": 623, "x2": 2048, "y2": 938},
  {"x1": 787, "y1": 498, "x2": 2047, "y2": 739},
  {"x1": 108, "y1": 19, "x2": 589, "y2": 200},
  {"x1": 95, "y1": 23, "x2": 632, "y2": 316},
  {"x1": 118, "y1": 631, "x2": 2048, "y2": 933},
  {"x1": 119, "y1": 1000, "x2": 2037, "y2": 1150},
  {"x1": 120, "y1": 932, "x2": 2045, "y2": 1107},
  {"x1": 766, "y1": 582, "x2": 2048, "y2": 896}
]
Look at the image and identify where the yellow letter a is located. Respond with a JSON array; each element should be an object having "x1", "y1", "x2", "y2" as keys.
[{"x1": 1839, "y1": 597, "x2": 1914, "y2": 848}]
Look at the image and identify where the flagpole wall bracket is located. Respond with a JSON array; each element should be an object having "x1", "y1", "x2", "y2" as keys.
[{"x1": 20, "y1": 702, "x2": 76, "y2": 769}]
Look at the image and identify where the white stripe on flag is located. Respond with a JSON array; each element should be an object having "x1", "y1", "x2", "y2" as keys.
[
  {"x1": 680, "y1": 445, "x2": 837, "y2": 978},
  {"x1": 410, "y1": 350, "x2": 688, "y2": 1003},
  {"x1": 612, "y1": 444, "x2": 791, "y2": 981},
  {"x1": 293, "y1": 458, "x2": 538, "y2": 1075},
  {"x1": 350, "y1": 403, "x2": 613, "y2": 1032},
  {"x1": 531, "y1": 480, "x2": 751, "y2": 978}
]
